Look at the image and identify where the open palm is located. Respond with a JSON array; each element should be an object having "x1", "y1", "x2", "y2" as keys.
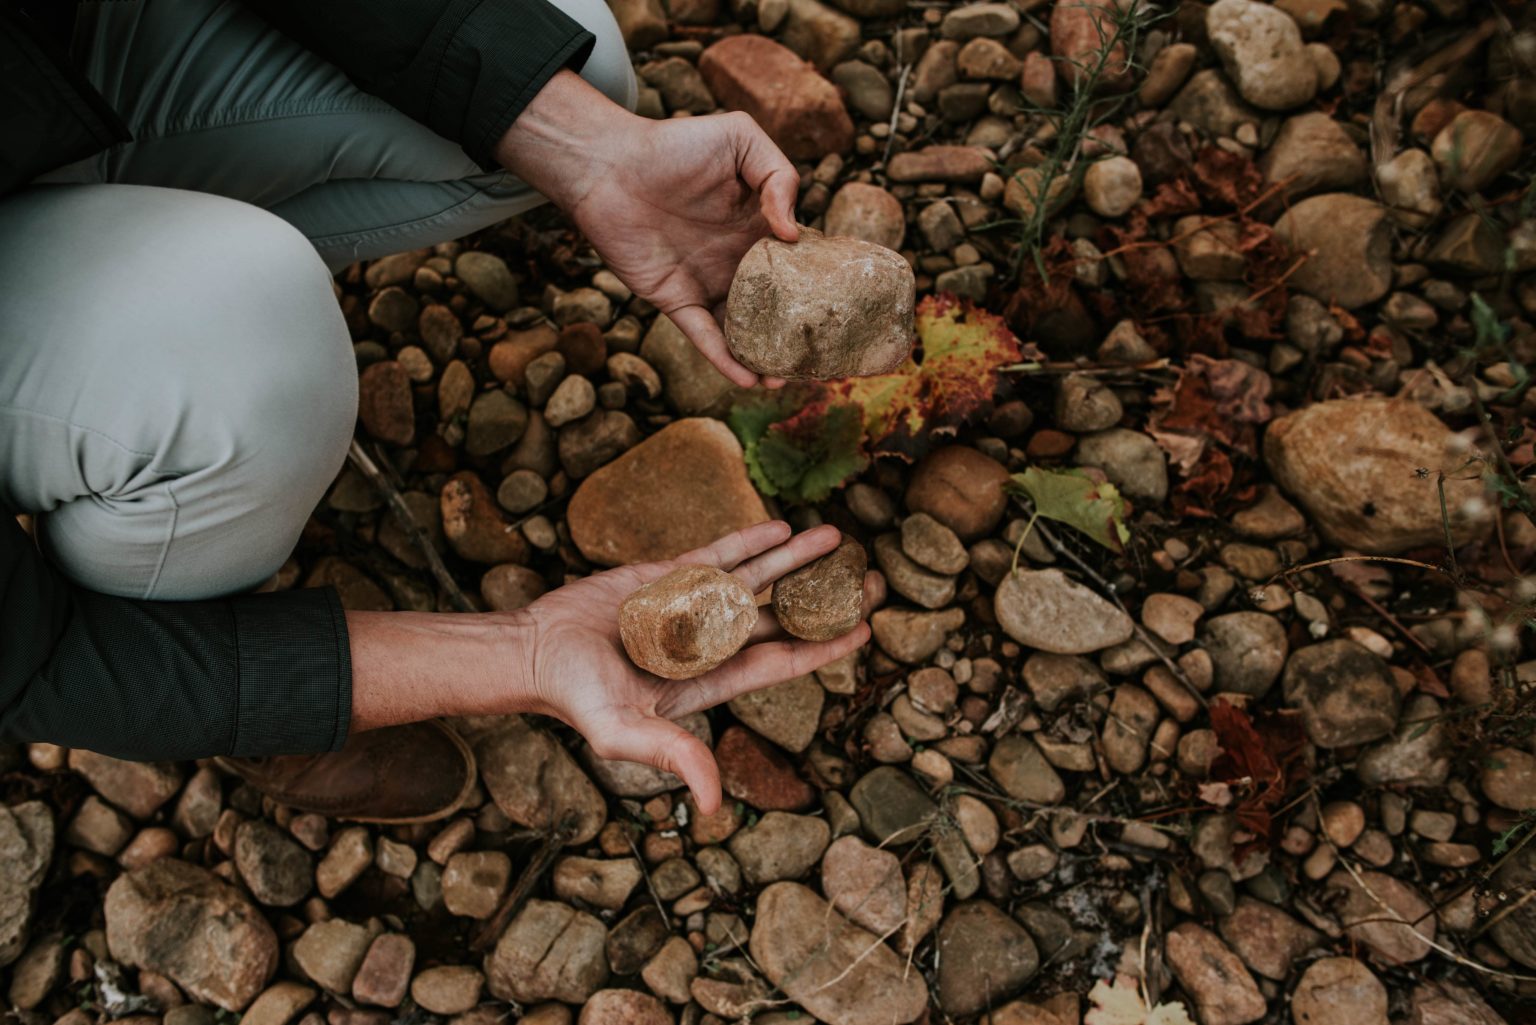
[
  {"x1": 566, "y1": 111, "x2": 801, "y2": 389},
  {"x1": 519, "y1": 522, "x2": 876, "y2": 813}
]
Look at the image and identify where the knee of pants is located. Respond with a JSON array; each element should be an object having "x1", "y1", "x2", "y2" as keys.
[
  {"x1": 560, "y1": 0, "x2": 640, "y2": 112},
  {"x1": 16, "y1": 186, "x2": 359, "y2": 599}
]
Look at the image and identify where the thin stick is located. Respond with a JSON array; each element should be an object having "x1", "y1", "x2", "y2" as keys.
[
  {"x1": 470, "y1": 813, "x2": 576, "y2": 950},
  {"x1": 347, "y1": 440, "x2": 476, "y2": 613},
  {"x1": 881, "y1": 63, "x2": 912, "y2": 167}
]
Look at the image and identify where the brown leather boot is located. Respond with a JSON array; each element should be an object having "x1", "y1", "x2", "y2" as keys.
[{"x1": 216, "y1": 720, "x2": 476, "y2": 824}]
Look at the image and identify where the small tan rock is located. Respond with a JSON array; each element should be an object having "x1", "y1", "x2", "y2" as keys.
[
  {"x1": 772, "y1": 534, "x2": 867, "y2": 641},
  {"x1": 724, "y1": 228, "x2": 915, "y2": 379},
  {"x1": 620, "y1": 566, "x2": 758, "y2": 679}
]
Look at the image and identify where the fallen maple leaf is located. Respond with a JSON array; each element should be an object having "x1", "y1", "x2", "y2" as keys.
[
  {"x1": 1208, "y1": 700, "x2": 1308, "y2": 850},
  {"x1": 1006, "y1": 466, "x2": 1132, "y2": 552},
  {"x1": 1086, "y1": 975, "x2": 1196, "y2": 1025},
  {"x1": 729, "y1": 388, "x2": 868, "y2": 503},
  {"x1": 830, "y1": 293, "x2": 1034, "y2": 459}
]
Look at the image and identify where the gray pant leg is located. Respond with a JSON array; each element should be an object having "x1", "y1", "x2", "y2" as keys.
[
  {"x1": 43, "y1": 0, "x2": 639, "y2": 268},
  {"x1": 0, "y1": 184, "x2": 357, "y2": 600}
]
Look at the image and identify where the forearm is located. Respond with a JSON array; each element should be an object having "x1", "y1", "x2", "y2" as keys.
[{"x1": 344, "y1": 609, "x2": 542, "y2": 732}]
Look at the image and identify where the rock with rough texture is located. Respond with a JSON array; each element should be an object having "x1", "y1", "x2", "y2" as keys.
[
  {"x1": 1265, "y1": 398, "x2": 1491, "y2": 554},
  {"x1": 1083, "y1": 156, "x2": 1143, "y2": 218},
  {"x1": 410, "y1": 966, "x2": 484, "y2": 1016},
  {"x1": 1490, "y1": 845, "x2": 1536, "y2": 967},
  {"x1": 105, "y1": 859, "x2": 278, "y2": 1011},
  {"x1": 485, "y1": 900, "x2": 609, "y2": 1004},
  {"x1": 1198, "y1": 608, "x2": 1284, "y2": 697},
  {"x1": 567, "y1": 418, "x2": 769, "y2": 566},
  {"x1": 1272, "y1": 194, "x2": 1392, "y2": 309},
  {"x1": 820, "y1": 836, "x2": 906, "y2": 935},
  {"x1": 872, "y1": 606, "x2": 966, "y2": 663},
  {"x1": 875, "y1": 532, "x2": 956, "y2": 609},
  {"x1": 750, "y1": 882, "x2": 928, "y2": 1025},
  {"x1": 1292, "y1": 958, "x2": 1388, "y2": 1025},
  {"x1": 724, "y1": 228, "x2": 914, "y2": 378},
  {"x1": 1282, "y1": 640, "x2": 1401, "y2": 748},
  {"x1": 849, "y1": 766, "x2": 939, "y2": 844},
  {"x1": 772, "y1": 533, "x2": 866, "y2": 641},
  {"x1": 358, "y1": 362, "x2": 414, "y2": 445},
  {"x1": 716, "y1": 725, "x2": 817, "y2": 811},
  {"x1": 1074, "y1": 428, "x2": 1169, "y2": 502},
  {"x1": 294, "y1": 919, "x2": 375, "y2": 993},
  {"x1": 1206, "y1": 0, "x2": 1318, "y2": 110},
  {"x1": 1483, "y1": 746, "x2": 1536, "y2": 811},
  {"x1": 989, "y1": 735, "x2": 1066, "y2": 804},
  {"x1": 698, "y1": 36, "x2": 853, "y2": 160},
  {"x1": 619, "y1": 565, "x2": 757, "y2": 679},
  {"x1": 0, "y1": 803, "x2": 51, "y2": 967},
  {"x1": 1051, "y1": 0, "x2": 1129, "y2": 91},
  {"x1": 1218, "y1": 897, "x2": 1324, "y2": 980},
  {"x1": 233, "y1": 821, "x2": 312, "y2": 907},
  {"x1": 1325, "y1": 869, "x2": 1436, "y2": 963},
  {"x1": 578, "y1": 989, "x2": 672, "y2": 1025},
  {"x1": 1432, "y1": 110, "x2": 1523, "y2": 192},
  {"x1": 1260, "y1": 113, "x2": 1367, "y2": 196},
  {"x1": 937, "y1": 902, "x2": 1039, "y2": 1016},
  {"x1": 824, "y1": 183, "x2": 905, "y2": 250},
  {"x1": 1164, "y1": 923, "x2": 1267, "y2": 1025},
  {"x1": 728, "y1": 812, "x2": 831, "y2": 884},
  {"x1": 995, "y1": 569, "x2": 1134, "y2": 654},
  {"x1": 441, "y1": 472, "x2": 530, "y2": 565},
  {"x1": 728, "y1": 674, "x2": 824, "y2": 753},
  {"x1": 906, "y1": 446, "x2": 1010, "y2": 540},
  {"x1": 639, "y1": 314, "x2": 738, "y2": 417},
  {"x1": 68, "y1": 751, "x2": 182, "y2": 819},
  {"x1": 472, "y1": 717, "x2": 607, "y2": 845}
]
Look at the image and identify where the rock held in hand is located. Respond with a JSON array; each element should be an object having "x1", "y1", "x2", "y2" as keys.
[
  {"x1": 724, "y1": 228, "x2": 915, "y2": 379},
  {"x1": 772, "y1": 533, "x2": 866, "y2": 641},
  {"x1": 620, "y1": 565, "x2": 759, "y2": 679}
]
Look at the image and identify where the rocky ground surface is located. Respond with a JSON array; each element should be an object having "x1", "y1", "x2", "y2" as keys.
[{"x1": 7, "y1": 0, "x2": 1536, "y2": 1023}]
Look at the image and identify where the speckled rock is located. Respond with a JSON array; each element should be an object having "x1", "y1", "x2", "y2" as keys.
[
  {"x1": 724, "y1": 228, "x2": 915, "y2": 378},
  {"x1": 619, "y1": 565, "x2": 757, "y2": 679}
]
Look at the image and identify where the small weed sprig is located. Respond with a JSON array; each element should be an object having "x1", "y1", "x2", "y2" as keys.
[{"x1": 1007, "y1": 0, "x2": 1164, "y2": 280}]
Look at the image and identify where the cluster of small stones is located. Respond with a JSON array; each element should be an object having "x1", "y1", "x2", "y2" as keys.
[{"x1": 6, "y1": 0, "x2": 1536, "y2": 1024}]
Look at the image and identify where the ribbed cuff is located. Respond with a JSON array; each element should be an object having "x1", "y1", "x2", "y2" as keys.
[
  {"x1": 228, "y1": 587, "x2": 352, "y2": 756},
  {"x1": 454, "y1": 0, "x2": 596, "y2": 167}
]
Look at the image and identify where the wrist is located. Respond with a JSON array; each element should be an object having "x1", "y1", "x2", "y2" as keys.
[
  {"x1": 346, "y1": 609, "x2": 545, "y2": 731},
  {"x1": 494, "y1": 69, "x2": 644, "y2": 211}
]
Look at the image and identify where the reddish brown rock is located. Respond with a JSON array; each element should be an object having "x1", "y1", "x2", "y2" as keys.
[
  {"x1": 487, "y1": 325, "x2": 559, "y2": 390},
  {"x1": 567, "y1": 418, "x2": 770, "y2": 566},
  {"x1": 905, "y1": 445, "x2": 1010, "y2": 540},
  {"x1": 619, "y1": 565, "x2": 758, "y2": 679},
  {"x1": 716, "y1": 725, "x2": 816, "y2": 811},
  {"x1": 358, "y1": 362, "x2": 414, "y2": 446},
  {"x1": 1051, "y1": 0, "x2": 1130, "y2": 90},
  {"x1": 724, "y1": 228, "x2": 915, "y2": 378},
  {"x1": 885, "y1": 146, "x2": 992, "y2": 184},
  {"x1": 352, "y1": 934, "x2": 414, "y2": 1008},
  {"x1": 440, "y1": 472, "x2": 530, "y2": 565},
  {"x1": 699, "y1": 35, "x2": 853, "y2": 161}
]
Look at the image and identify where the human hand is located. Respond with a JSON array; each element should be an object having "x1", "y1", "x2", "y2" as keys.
[
  {"x1": 494, "y1": 71, "x2": 800, "y2": 390},
  {"x1": 516, "y1": 522, "x2": 879, "y2": 813}
]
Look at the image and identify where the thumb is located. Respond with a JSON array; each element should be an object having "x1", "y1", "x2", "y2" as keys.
[
  {"x1": 605, "y1": 717, "x2": 724, "y2": 815},
  {"x1": 729, "y1": 113, "x2": 800, "y2": 242}
]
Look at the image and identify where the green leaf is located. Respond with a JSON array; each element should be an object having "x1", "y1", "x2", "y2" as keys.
[
  {"x1": 1006, "y1": 466, "x2": 1132, "y2": 552},
  {"x1": 728, "y1": 390, "x2": 868, "y2": 503}
]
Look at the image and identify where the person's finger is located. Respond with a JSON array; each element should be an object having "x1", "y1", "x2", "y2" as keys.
[
  {"x1": 673, "y1": 520, "x2": 793, "y2": 573},
  {"x1": 667, "y1": 304, "x2": 759, "y2": 388},
  {"x1": 763, "y1": 375, "x2": 788, "y2": 390},
  {"x1": 732, "y1": 523, "x2": 842, "y2": 592},
  {"x1": 727, "y1": 112, "x2": 800, "y2": 242},
  {"x1": 659, "y1": 622, "x2": 871, "y2": 718},
  {"x1": 592, "y1": 717, "x2": 723, "y2": 814}
]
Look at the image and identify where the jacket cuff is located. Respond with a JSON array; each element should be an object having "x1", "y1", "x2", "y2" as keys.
[
  {"x1": 229, "y1": 587, "x2": 352, "y2": 756},
  {"x1": 448, "y1": 0, "x2": 597, "y2": 168}
]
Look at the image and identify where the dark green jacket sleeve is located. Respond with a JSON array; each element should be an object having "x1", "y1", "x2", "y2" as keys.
[
  {"x1": 241, "y1": 0, "x2": 597, "y2": 168},
  {"x1": 0, "y1": 516, "x2": 351, "y2": 760}
]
